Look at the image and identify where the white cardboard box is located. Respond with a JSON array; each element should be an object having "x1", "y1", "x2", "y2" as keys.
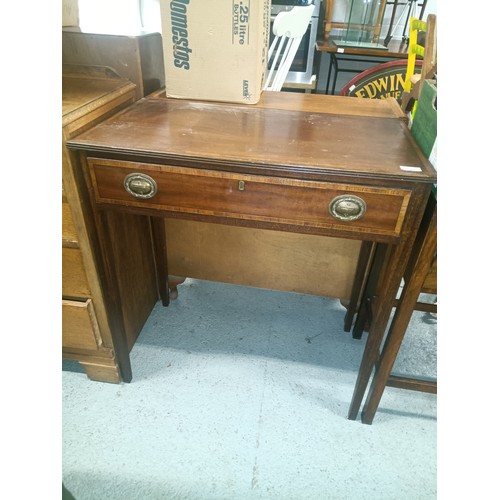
[{"x1": 160, "y1": 0, "x2": 271, "y2": 104}]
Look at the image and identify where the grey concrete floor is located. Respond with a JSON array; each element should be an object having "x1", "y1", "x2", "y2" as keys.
[{"x1": 62, "y1": 278, "x2": 437, "y2": 499}]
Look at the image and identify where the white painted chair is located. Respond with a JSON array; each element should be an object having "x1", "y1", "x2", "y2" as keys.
[{"x1": 264, "y1": 5, "x2": 315, "y2": 92}]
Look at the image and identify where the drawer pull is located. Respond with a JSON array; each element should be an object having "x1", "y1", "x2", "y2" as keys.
[
  {"x1": 329, "y1": 195, "x2": 366, "y2": 221},
  {"x1": 124, "y1": 173, "x2": 158, "y2": 199}
]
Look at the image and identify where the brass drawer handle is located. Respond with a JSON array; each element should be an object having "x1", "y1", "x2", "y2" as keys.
[
  {"x1": 329, "y1": 195, "x2": 366, "y2": 221},
  {"x1": 124, "y1": 173, "x2": 158, "y2": 199}
]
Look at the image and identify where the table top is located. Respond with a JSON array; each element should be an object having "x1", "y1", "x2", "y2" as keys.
[
  {"x1": 148, "y1": 89, "x2": 408, "y2": 120},
  {"x1": 67, "y1": 93, "x2": 436, "y2": 184},
  {"x1": 316, "y1": 38, "x2": 410, "y2": 59}
]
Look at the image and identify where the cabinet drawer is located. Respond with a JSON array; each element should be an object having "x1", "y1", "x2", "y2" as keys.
[
  {"x1": 62, "y1": 247, "x2": 91, "y2": 298},
  {"x1": 89, "y1": 159, "x2": 411, "y2": 239},
  {"x1": 62, "y1": 299, "x2": 102, "y2": 351}
]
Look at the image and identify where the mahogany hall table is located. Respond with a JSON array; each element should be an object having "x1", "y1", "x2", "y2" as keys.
[{"x1": 66, "y1": 92, "x2": 436, "y2": 423}]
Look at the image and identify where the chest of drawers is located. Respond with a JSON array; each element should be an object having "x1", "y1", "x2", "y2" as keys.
[{"x1": 62, "y1": 65, "x2": 158, "y2": 382}]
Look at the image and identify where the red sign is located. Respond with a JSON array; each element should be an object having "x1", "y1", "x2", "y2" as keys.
[{"x1": 340, "y1": 60, "x2": 422, "y2": 102}]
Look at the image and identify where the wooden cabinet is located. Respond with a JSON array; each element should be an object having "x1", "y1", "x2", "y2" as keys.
[
  {"x1": 62, "y1": 29, "x2": 165, "y2": 100},
  {"x1": 62, "y1": 65, "x2": 158, "y2": 382}
]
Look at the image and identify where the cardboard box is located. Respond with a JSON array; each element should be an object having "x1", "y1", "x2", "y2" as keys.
[
  {"x1": 160, "y1": 0, "x2": 271, "y2": 104},
  {"x1": 62, "y1": 0, "x2": 79, "y2": 27}
]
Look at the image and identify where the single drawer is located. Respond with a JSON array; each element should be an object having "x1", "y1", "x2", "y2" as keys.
[
  {"x1": 62, "y1": 247, "x2": 91, "y2": 298},
  {"x1": 89, "y1": 159, "x2": 412, "y2": 239},
  {"x1": 62, "y1": 299, "x2": 102, "y2": 351}
]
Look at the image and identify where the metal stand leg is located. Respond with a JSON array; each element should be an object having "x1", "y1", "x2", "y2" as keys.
[
  {"x1": 330, "y1": 53, "x2": 339, "y2": 95},
  {"x1": 325, "y1": 54, "x2": 334, "y2": 95}
]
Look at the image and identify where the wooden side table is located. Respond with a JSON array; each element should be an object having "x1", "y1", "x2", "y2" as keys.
[{"x1": 66, "y1": 92, "x2": 436, "y2": 413}]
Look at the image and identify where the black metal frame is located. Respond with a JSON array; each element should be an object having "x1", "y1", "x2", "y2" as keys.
[{"x1": 326, "y1": 52, "x2": 403, "y2": 95}]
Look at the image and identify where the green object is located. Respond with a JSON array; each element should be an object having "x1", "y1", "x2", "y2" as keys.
[{"x1": 411, "y1": 80, "x2": 437, "y2": 158}]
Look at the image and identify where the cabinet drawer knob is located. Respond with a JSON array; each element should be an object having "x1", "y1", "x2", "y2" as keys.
[
  {"x1": 328, "y1": 195, "x2": 366, "y2": 221},
  {"x1": 124, "y1": 173, "x2": 158, "y2": 199}
]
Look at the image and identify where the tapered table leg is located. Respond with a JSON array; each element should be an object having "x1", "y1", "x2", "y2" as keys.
[
  {"x1": 361, "y1": 203, "x2": 437, "y2": 424},
  {"x1": 344, "y1": 241, "x2": 374, "y2": 333},
  {"x1": 351, "y1": 244, "x2": 387, "y2": 339},
  {"x1": 347, "y1": 185, "x2": 434, "y2": 422},
  {"x1": 150, "y1": 217, "x2": 170, "y2": 307}
]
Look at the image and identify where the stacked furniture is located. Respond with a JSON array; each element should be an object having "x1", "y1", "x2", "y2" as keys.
[
  {"x1": 62, "y1": 29, "x2": 165, "y2": 101},
  {"x1": 62, "y1": 64, "x2": 158, "y2": 382}
]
